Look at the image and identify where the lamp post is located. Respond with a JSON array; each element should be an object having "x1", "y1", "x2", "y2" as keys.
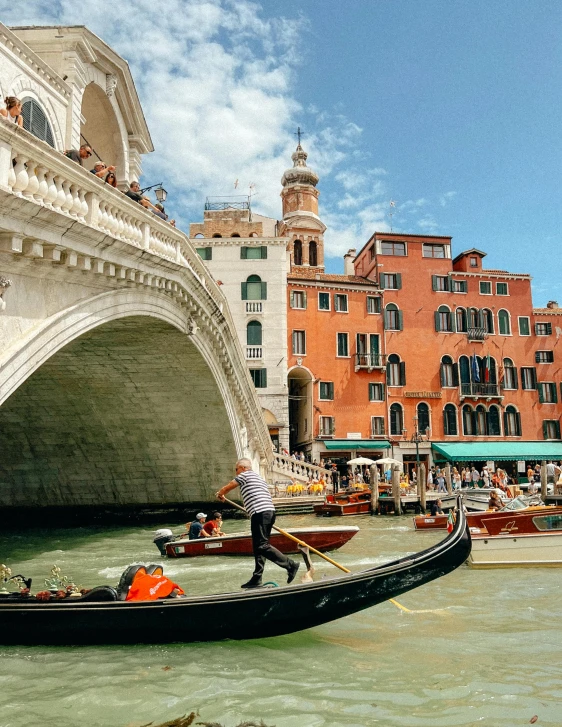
[
  {"x1": 139, "y1": 183, "x2": 168, "y2": 202},
  {"x1": 411, "y1": 415, "x2": 424, "y2": 483}
]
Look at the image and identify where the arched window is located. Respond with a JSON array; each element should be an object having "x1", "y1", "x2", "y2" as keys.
[
  {"x1": 502, "y1": 358, "x2": 518, "y2": 390},
  {"x1": 498, "y1": 309, "x2": 511, "y2": 335},
  {"x1": 459, "y1": 355, "x2": 470, "y2": 385},
  {"x1": 390, "y1": 403, "x2": 403, "y2": 436},
  {"x1": 384, "y1": 303, "x2": 403, "y2": 331},
  {"x1": 309, "y1": 241, "x2": 318, "y2": 267},
  {"x1": 246, "y1": 320, "x2": 262, "y2": 345},
  {"x1": 21, "y1": 98, "x2": 55, "y2": 147},
  {"x1": 488, "y1": 405, "x2": 501, "y2": 435},
  {"x1": 469, "y1": 308, "x2": 479, "y2": 328},
  {"x1": 456, "y1": 307, "x2": 467, "y2": 333},
  {"x1": 293, "y1": 240, "x2": 303, "y2": 266},
  {"x1": 212, "y1": 233, "x2": 222, "y2": 238},
  {"x1": 242, "y1": 274, "x2": 266, "y2": 300},
  {"x1": 443, "y1": 404, "x2": 458, "y2": 435},
  {"x1": 231, "y1": 233, "x2": 240, "y2": 237},
  {"x1": 417, "y1": 403, "x2": 430, "y2": 434},
  {"x1": 249, "y1": 232, "x2": 258, "y2": 238},
  {"x1": 504, "y1": 405, "x2": 522, "y2": 436},
  {"x1": 488, "y1": 356, "x2": 497, "y2": 384},
  {"x1": 481, "y1": 308, "x2": 494, "y2": 334},
  {"x1": 194, "y1": 233, "x2": 204, "y2": 238},
  {"x1": 462, "y1": 404, "x2": 475, "y2": 435},
  {"x1": 386, "y1": 354, "x2": 405, "y2": 386},
  {"x1": 440, "y1": 355, "x2": 458, "y2": 387},
  {"x1": 435, "y1": 305, "x2": 453, "y2": 332},
  {"x1": 476, "y1": 405, "x2": 487, "y2": 435}
]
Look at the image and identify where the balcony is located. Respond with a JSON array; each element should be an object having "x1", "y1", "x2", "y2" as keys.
[
  {"x1": 467, "y1": 327, "x2": 487, "y2": 342},
  {"x1": 354, "y1": 353, "x2": 387, "y2": 372},
  {"x1": 246, "y1": 346, "x2": 263, "y2": 360},
  {"x1": 245, "y1": 301, "x2": 263, "y2": 314},
  {"x1": 460, "y1": 383, "x2": 502, "y2": 400}
]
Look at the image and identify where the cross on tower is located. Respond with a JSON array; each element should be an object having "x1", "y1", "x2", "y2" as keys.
[{"x1": 294, "y1": 126, "x2": 304, "y2": 145}]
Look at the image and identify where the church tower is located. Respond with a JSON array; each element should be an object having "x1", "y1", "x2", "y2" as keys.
[{"x1": 280, "y1": 140, "x2": 326, "y2": 270}]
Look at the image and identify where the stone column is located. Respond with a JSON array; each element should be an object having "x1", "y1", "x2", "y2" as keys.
[
  {"x1": 541, "y1": 460, "x2": 548, "y2": 501},
  {"x1": 418, "y1": 463, "x2": 426, "y2": 512},
  {"x1": 445, "y1": 465, "x2": 453, "y2": 494},
  {"x1": 392, "y1": 465, "x2": 401, "y2": 515}
]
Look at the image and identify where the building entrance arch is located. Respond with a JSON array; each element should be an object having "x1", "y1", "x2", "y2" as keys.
[{"x1": 287, "y1": 365, "x2": 313, "y2": 454}]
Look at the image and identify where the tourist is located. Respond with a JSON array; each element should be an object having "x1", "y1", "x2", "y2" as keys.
[
  {"x1": 187, "y1": 512, "x2": 211, "y2": 540},
  {"x1": 527, "y1": 479, "x2": 539, "y2": 495},
  {"x1": 527, "y1": 465, "x2": 534, "y2": 481},
  {"x1": 482, "y1": 467, "x2": 490, "y2": 488},
  {"x1": 488, "y1": 490, "x2": 503, "y2": 511},
  {"x1": 216, "y1": 458, "x2": 299, "y2": 589},
  {"x1": 546, "y1": 461, "x2": 561, "y2": 485},
  {"x1": 452, "y1": 467, "x2": 461, "y2": 490},
  {"x1": 471, "y1": 466, "x2": 480, "y2": 487},
  {"x1": 169, "y1": 219, "x2": 176, "y2": 227},
  {"x1": 430, "y1": 498, "x2": 444, "y2": 516},
  {"x1": 125, "y1": 181, "x2": 144, "y2": 203},
  {"x1": 91, "y1": 161, "x2": 116, "y2": 179},
  {"x1": 64, "y1": 143, "x2": 93, "y2": 166},
  {"x1": 463, "y1": 468, "x2": 472, "y2": 487},
  {"x1": 153, "y1": 203, "x2": 168, "y2": 220},
  {"x1": 0, "y1": 96, "x2": 23, "y2": 126},
  {"x1": 436, "y1": 472, "x2": 447, "y2": 493},
  {"x1": 104, "y1": 170, "x2": 118, "y2": 188},
  {"x1": 427, "y1": 468, "x2": 434, "y2": 489},
  {"x1": 202, "y1": 512, "x2": 225, "y2": 537}
]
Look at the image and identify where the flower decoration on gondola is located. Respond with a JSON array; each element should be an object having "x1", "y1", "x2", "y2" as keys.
[
  {"x1": 44, "y1": 564, "x2": 80, "y2": 596},
  {"x1": 1, "y1": 564, "x2": 31, "y2": 595}
]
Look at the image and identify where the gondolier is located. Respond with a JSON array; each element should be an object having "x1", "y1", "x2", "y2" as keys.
[{"x1": 216, "y1": 458, "x2": 300, "y2": 589}]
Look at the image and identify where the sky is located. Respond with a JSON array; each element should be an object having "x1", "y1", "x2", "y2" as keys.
[{"x1": 1, "y1": 0, "x2": 561, "y2": 306}]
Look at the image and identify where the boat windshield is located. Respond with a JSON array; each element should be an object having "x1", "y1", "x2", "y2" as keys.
[
  {"x1": 501, "y1": 497, "x2": 529, "y2": 511},
  {"x1": 532, "y1": 514, "x2": 562, "y2": 532}
]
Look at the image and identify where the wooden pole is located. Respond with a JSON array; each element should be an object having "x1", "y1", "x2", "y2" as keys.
[
  {"x1": 370, "y1": 464, "x2": 379, "y2": 514},
  {"x1": 391, "y1": 464, "x2": 401, "y2": 515},
  {"x1": 418, "y1": 463, "x2": 427, "y2": 512},
  {"x1": 445, "y1": 464, "x2": 453, "y2": 494},
  {"x1": 540, "y1": 460, "x2": 548, "y2": 501}
]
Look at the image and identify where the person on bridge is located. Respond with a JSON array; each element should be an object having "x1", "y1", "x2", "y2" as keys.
[{"x1": 216, "y1": 458, "x2": 300, "y2": 589}]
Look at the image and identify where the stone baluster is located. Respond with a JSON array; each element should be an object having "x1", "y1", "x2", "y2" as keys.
[
  {"x1": 61, "y1": 180, "x2": 74, "y2": 214},
  {"x1": 22, "y1": 160, "x2": 39, "y2": 200},
  {"x1": 44, "y1": 170, "x2": 58, "y2": 208},
  {"x1": 12, "y1": 155, "x2": 29, "y2": 195},
  {"x1": 53, "y1": 175, "x2": 66, "y2": 210},
  {"x1": 35, "y1": 165, "x2": 49, "y2": 204},
  {"x1": 78, "y1": 188, "x2": 88, "y2": 220},
  {"x1": 70, "y1": 184, "x2": 82, "y2": 218}
]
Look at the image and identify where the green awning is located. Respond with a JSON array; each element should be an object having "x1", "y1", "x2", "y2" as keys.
[
  {"x1": 432, "y1": 442, "x2": 562, "y2": 462},
  {"x1": 322, "y1": 440, "x2": 391, "y2": 451}
]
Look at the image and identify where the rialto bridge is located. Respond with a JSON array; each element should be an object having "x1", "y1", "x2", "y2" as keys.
[{"x1": 0, "y1": 121, "x2": 272, "y2": 514}]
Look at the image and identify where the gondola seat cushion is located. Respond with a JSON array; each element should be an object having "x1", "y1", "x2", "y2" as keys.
[{"x1": 78, "y1": 586, "x2": 119, "y2": 602}]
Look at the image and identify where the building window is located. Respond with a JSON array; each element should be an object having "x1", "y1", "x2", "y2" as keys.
[
  {"x1": 475, "y1": 405, "x2": 487, "y2": 436},
  {"x1": 309, "y1": 241, "x2": 318, "y2": 267},
  {"x1": 319, "y1": 381, "x2": 334, "y2": 400},
  {"x1": 443, "y1": 404, "x2": 458, "y2": 436},
  {"x1": 479, "y1": 281, "x2": 492, "y2": 295},
  {"x1": 241, "y1": 247, "x2": 267, "y2": 259},
  {"x1": 417, "y1": 403, "x2": 430, "y2": 434},
  {"x1": 423, "y1": 244, "x2": 446, "y2": 258},
  {"x1": 535, "y1": 322, "x2": 552, "y2": 336},
  {"x1": 334, "y1": 294, "x2": 348, "y2": 312},
  {"x1": 488, "y1": 405, "x2": 501, "y2": 436},
  {"x1": 371, "y1": 416, "x2": 385, "y2": 436},
  {"x1": 196, "y1": 247, "x2": 212, "y2": 260},
  {"x1": 246, "y1": 320, "x2": 262, "y2": 345},
  {"x1": 21, "y1": 98, "x2": 55, "y2": 147},
  {"x1": 538, "y1": 382, "x2": 558, "y2": 404},
  {"x1": 470, "y1": 256, "x2": 478, "y2": 267},
  {"x1": 518, "y1": 316, "x2": 531, "y2": 336},
  {"x1": 369, "y1": 383, "x2": 385, "y2": 401},
  {"x1": 212, "y1": 234, "x2": 222, "y2": 238},
  {"x1": 390, "y1": 403, "x2": 404, "y2": 436},
  {"x1": 290, "y1": 291, "x2": 307, "y2": 309},
  {"x1": 502, "y1": 358, "x2": 518, "y2": 390},
  {"x1": 498, "y1": 309, "x2": 511, "y2": 335},
  {"x1": 367, "y1": 296, "x2": 382, "y2": 314},
  {"x1": 382, "y1": 273, "x2": 402, "y2": 290},
  {"x1": 504, "y1": 406, "x2": 522, "y2": 436},
  {"x1": 535, "y1": 351, "x2": 554, "y2": 364},
  {"x1": 543, "y1": 420, "x2": 561, "y2": 440},
  {"x1": 496, "y1": 282, "x2": 508, "y2": 295},
  {"x1": 381, "y1": 240, "x2": 406, "y2": 256},
  {"x1": 455, "y1": 308, "x2": 467, "y2": 333},
  {"x1": 462, "y1": 405, "x2": 475, "y2": 435},
  {"x1": 337, "y1": 332, "x2": 349, "y2": 357},
  {"x1": 469, "y1": 308, "x2": 479, "y2": 328},
  {"x1": 293, "y1": 240, "x2": 303, "y2": 266},
  {"x1": 384, "y1": 303, "x2": 403, "y2": 331},
  {"x1": 481, "y1": 308, "x2": 494, "y2": 334},
  {"x1": 452, "y1": 279, "x2": 467, "y2": 293},
  {"x1": 242, "y1": 275, "x2": 266, "y2": 300},
  {"x1": 435, "y1": 305, "x2": 453, "y2": 332},
  {"x1": 292, "y1": 330, "x2": 306, "y2": 355},
  {"x1": 521, "y1": 367, "x2": 537, "y2": 390},
  {"x1": 318, "y1": 292, "x2": 330, "y2": 310},
  {"x1": 320, "y1": 416, "x2": 335, "y2": 436},
  {"x1": 432, "y1": 275, "x2": 449, "y2": 292},
  {"x1": 249, "y1": 368, "x2": 267, "y2": 388},
  {"x1": 440, "y1": 355, "x2": 458, "y2": 387},
  {"x1": 386, "y1": 354, "x2": 405, "y2": 386}
]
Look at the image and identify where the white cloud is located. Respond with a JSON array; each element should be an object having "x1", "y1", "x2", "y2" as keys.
[{"x1": 439, "y1": 191, "x2": 457, "y2": 207}]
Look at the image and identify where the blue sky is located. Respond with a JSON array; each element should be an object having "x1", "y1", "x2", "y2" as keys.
[{"x1": 2, "y1": 0, "x2": 561, "y2": 306}]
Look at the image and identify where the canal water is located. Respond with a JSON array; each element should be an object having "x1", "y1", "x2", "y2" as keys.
[{"x1": 1, "y1": 513, "x2": 561, "y2": 727}]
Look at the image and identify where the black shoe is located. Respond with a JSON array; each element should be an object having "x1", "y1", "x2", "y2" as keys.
[
  {"x1": 241, "y1": 578, "x2": 262, "y2": 589},
  {"x1": 287, "y1": 561, "x2": 300, "y2": 584}
]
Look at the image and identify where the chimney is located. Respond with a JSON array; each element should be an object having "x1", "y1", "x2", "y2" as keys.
[
  {"x1": 343, "y1": 248, "x2": 356, "y2": 276},
  {"x1": 546, "y1": 300, "x2": 559, "y2": 309}
]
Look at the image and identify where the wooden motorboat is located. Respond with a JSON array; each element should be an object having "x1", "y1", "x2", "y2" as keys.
[
  {"x1": 469, "y1": 510, "x2": 562, "y2": 567},
  {"x1": 314, "y1": 490, "x2": 372, "y2": 516},
  {"x1": 163, "y1": 526, "x2": 359, "y2": 558},
  {"x1": 0, "y1": 498, "x2": 470, "y2": 645}
]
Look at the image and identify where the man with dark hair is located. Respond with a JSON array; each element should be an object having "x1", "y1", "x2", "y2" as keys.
[
  {"x1": 216, "y1": 458, "x2": 299, "y2": 589},
  {"x1": 125, "y1": 181, "x2": 144, "y2": 203},
  {"x1": 65, "y1": 143, "x2": 92, "y2": 166}
]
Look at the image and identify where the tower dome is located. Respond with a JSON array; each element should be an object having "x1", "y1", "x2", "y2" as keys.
[{"x1": 281, "y1": 144, "x2": 319, "y2": 188}]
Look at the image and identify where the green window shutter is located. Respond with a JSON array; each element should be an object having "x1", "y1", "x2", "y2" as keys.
[
  {"x1": 290, "y1": 291, "x2": 294, "y2": 308},
  {"x1": 538, "y1": 384, "x2": 544, "y2": 403},
  {"x1": 556, "y1": 421, "x2": 561, "y2": 439},
  {"x1": 384, "y1": 309, "x2": 389, "y2": 330},
  {"x1": 396, "y1": 273, "x2": 402, "y2": 290},
  {"x1": 435, "y1": 311, "x2": 441, "y2": 332},
  {"x1": 461, "y1": 281, "x2": 467, "y2": 293},
  {"x1": 503, "y1": 411, "x2": 508, "y2": 434},
  {"x1": 261, "y1": 282, "x2": 267, "y2": 300},
  {"x1": 303, "y1": 291, "x2": 307, "y2": 308},
  {"x1": 397, "y1": 310, "x2": 403, "y2": 331},
  {"x1": 240, "y1": 247, "x2": 248, "y2": 259},
  {"x1": 531, "y1": 367, "x2": 537, "y2": 389},
  {"x1": 450, "y1": 312, "x2": 456, "y2": 332},
  {"x1": 553, "y1": 384, "x2": 558, "y2": 404},
  {"x1": 399, "y1": 361, "x2": 406, "y2": 386},
  {"x1": 452, "y1": 363, "x2": 459, "y2": 386},
  {"x1": 440, "y1": 363, "x2": 445, "y2": 387},
  {"x1": 516, "y1": 412, "x2": 522, "y2": 436},
  {"x1": 261, "y1": 247, "x2": 268, "y2": 259},
  {"x1": 543, "y1": 421, "x2": 549, "y2": 439},
  {"x1": 381, "y1": 383, "x2": 385, "y2": 399},
  {"x1": 432, "y1": 275, "x2": 438, "y2": 291},
  {"x1": 513, "y1": 368, "x2": 519, "y2": 390},
  {"x1": 547, "y1": 323, "x2": 552, "y2": 335},
  {"x1": 241, "y1": 282, "x2": 248, "y2": 300}
]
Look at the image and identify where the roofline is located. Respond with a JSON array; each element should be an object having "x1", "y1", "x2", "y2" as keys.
[{"x1": 452, "y1": 248, "x2": 488, "y2": 263}]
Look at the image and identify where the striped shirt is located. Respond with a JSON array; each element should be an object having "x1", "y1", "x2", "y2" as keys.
[{"x1": 234, "y1": 469, "x2": 274, "y2": 516}]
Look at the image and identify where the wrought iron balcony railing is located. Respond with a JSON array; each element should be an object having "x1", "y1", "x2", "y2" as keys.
[
  {"x1": 467, "y1": 327, "x2": 487, "y2": 342},
  {"x1": 460, "y1": 383, "x2": 501, "y2": 398},
  {"x1": 355, "y1": 353, "x2": 387, "y2": 371}
]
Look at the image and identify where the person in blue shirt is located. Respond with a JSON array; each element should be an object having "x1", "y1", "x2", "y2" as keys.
[{"x1": 188, "y1": 513, "x2": 211, "y2": 540}]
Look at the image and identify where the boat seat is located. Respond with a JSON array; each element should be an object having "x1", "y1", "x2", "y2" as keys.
[
  {"x1": 116, "y1": 565, "x2": 147, "y2": 601},
  {"x1": 145, "y1": 564, "x2": 164, "y2": 577},
  {"x1": 78, "y1": 586, "x2": 118, "y2": 602}
]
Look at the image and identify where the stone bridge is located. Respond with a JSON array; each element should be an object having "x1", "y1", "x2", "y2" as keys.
[{"x1": 0, "y1": 122, "x2": 272, "y2": 515}]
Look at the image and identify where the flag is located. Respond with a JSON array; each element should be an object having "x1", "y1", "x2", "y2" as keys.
[
  {"x1": 484, "y1": 354, "x2": 491, "y2": 383},
  {"x1": 471, "y1": 354, "x2": 480, "y2": 383},
  {"x1": 447, "y1": 510, "x2": 455, "y2": 533}
]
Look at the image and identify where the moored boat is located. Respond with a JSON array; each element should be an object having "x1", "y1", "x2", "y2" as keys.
[
  {"x1": 163, "y1": 526, "x2": 359, "y2": 558},
  {"x1": 0, "y1": 497, "x2": 470, "y2": 645},
  {"x1": 314, "y1": 491, "x2": 372, "y2": 516}
]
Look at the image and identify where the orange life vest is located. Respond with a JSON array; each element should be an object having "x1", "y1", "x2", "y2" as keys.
[{"x1": 126, "y1": 572, "x2": 185, "y2": 601}]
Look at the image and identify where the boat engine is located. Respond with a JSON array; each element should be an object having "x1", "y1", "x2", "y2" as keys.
[{"x1": 153, "y1": 529, "x2": 175, "y2": 556}]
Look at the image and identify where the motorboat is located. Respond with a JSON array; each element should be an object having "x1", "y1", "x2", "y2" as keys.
[{"x1": 313, "y1": 490, "x2": 372, "y2": 516}]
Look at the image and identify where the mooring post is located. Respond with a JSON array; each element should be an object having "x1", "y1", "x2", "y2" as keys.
[
  {"x1": 370, "y1": 464, "x2": 379, "y2": 515},
  {"x1": 445, "y1": 464, "x2": 453, "y2": 494},
  {"x1": 418, "y1": 463, "x2": 427, "y2": 512},
  {"x1": 392, "y1": 464, "x2": 401, "y2": 515},
  {"x1": 541, "y1": 460, "x2": 548, "y2": 500}
]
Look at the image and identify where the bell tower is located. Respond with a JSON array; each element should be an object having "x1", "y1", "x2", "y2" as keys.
[{"x1": 280, "y1": 137, "x2": 326, "y2": 270}]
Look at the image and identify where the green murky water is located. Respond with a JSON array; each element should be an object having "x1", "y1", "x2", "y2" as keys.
[{"x1": 1, "y1": 513, "x2": 560, "y2": 726}]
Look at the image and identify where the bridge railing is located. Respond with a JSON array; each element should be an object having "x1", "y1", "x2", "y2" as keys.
[{"x1": 271, "y1": 452, "x2": 333, "y2": 485}]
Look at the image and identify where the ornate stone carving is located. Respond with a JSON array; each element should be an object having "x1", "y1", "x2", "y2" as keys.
[{"x1": 106, "y1": 73, "x2": 118, "y2": 97}]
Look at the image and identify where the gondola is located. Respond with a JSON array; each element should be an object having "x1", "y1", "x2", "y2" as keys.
[{"x1": 0, "y1": 498, "x2": 469, "y2": 645}]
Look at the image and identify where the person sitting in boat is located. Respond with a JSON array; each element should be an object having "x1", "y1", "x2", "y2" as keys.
[
  {"x1": 430, "y1": 499, "x2": 444, "y2": 516},
  {"x1": 202, "y1": 512, "x2": 225, "y2": 537},
  {"x1": 488, "y1": 490, "x2": 504, "y2": 510},
  {"x1": 188, "y1": 513, "x2": 212, "y2": 540}
]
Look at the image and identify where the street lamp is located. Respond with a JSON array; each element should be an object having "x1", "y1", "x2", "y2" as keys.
[
  {"x1": 410, "y1": 415, "x2": 424, "y2": 482},
  {"x1": 140, "y1": 183, "x2": 168, "y2": 202}
]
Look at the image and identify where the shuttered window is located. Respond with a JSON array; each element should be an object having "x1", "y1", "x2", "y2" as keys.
[{"x1": 21, "y1": 99, "x2": 55, "y2": 147}]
